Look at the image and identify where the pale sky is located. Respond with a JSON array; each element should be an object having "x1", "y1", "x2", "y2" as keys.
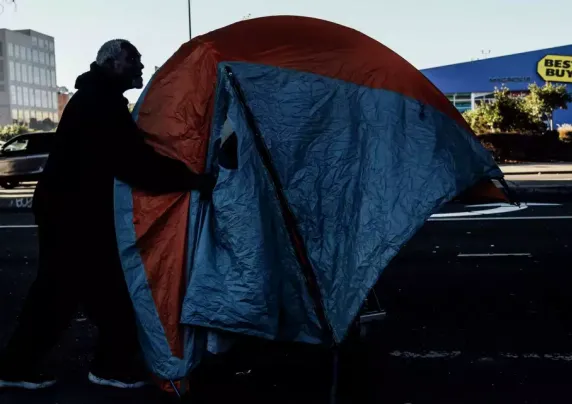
[{"x1": 1, "y1": 0, "x2": 570, "y2": 102}]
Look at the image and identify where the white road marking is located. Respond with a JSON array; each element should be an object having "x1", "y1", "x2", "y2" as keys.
[
  {"x1": 0, "y1": 203, "x2": 568, "y2": 228},
  {"x1": 458, "y1": 253, "x2": 532, "y2": 258},
  {"x1": 389, "y1": 350, "x2": 572, "y2": 361},
  {"x1": 431, "y1": 202, "x2": 565, "y2": 219},
  {"x1": 431, "y1": 204, "x2": 528, "y2": 218}
]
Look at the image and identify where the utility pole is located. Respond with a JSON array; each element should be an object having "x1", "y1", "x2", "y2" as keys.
[{"x1": 187, "y1": 0, "x2": 192, "y2": 40}]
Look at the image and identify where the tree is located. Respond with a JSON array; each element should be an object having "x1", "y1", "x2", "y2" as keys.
[
  {"x1": 525, "y1": 83, "x2": 572, "y2": 130},
  {"x1": 463, "y1": 107, "x2": 492, "y2": 134},
  {"x1": 0, "y1": 124, "x2": 30, "y2": 142},
  {"x1": 465, "y1": 86, "x2": 542, "y2": 134},
  {"x1": 462, "y1": 84, "x2": 567, "y2": 135}
]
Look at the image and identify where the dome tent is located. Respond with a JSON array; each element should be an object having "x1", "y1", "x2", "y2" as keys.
[{"x1": 114, "y1": 15, "x2": 506, "y2": 394}]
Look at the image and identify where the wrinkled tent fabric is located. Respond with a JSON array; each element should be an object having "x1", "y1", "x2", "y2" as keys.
[{"x1": 114, "y1": 15, "x2": 505, "y2": 389}]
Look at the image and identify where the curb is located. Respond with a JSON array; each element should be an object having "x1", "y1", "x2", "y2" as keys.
[
  {"x1": 510, "y1": 186, "x2": 572, "y2": 194},
  {"x1": 503, "y1": 171, "x2": 572, "y2": 176}
]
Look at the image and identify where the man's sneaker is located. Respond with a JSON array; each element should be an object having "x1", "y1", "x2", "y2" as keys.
[
  {"x1": 88, "y1": 371, "x2": 147, "y2": 389},
  {"x1": 0, "y1": 372, "x2": 57, "y2": 390}
]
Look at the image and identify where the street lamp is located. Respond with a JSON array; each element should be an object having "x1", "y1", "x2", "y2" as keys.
[{"x1": 187, "y1": 0, "x2": 192, "y2": 40}]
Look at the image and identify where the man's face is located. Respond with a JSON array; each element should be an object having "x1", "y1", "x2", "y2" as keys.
[{"x1": 114, "y1": 46, "x2": 144, "y2": 90}]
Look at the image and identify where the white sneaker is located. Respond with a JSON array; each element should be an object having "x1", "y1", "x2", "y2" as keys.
[
  {"x1": 0, "y1": 374, "x2": 56, "y2": 390},
  {"x1": 88, "y1": 372, "x2": 147, "y2": 389}
]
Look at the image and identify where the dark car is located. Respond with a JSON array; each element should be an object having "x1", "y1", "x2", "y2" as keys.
[{"x1": 0, "y1": 132, "x2": 55, "y2": 189}]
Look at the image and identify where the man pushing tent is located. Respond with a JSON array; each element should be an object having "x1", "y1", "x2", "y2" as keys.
[{"x1": 0, "y1": 39, "x2": 215, "y2": 391}]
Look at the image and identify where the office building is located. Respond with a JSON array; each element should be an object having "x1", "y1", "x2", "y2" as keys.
[{"x1": 0, "y1": 29, "x2": 59, "y2": 128}]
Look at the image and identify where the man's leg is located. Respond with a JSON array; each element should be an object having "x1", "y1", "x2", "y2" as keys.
[
  {"x1": 0, "y1": 221, "x2": 79, "y2": 389},
  {"x1": 82, "y1": 242, "x2": 146, "y2": 389}
]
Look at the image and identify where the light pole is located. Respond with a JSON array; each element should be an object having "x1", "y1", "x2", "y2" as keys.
[{"x1": 187, "y1": 0, "x2": 192, "y2": 40}]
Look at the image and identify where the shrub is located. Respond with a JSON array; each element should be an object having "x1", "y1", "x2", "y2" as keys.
[
  {"x1": 479, "y1": 132, "x2": 572, "y2": 163},
  {"x1": 463, "y1": 109, "x2": 491, "y2": 135},
  {"x1": 0, "y1": 124, "x2": 32, "y2": 143},
  {"x1": 558, "y1": 124, "x2": 572, "y2": 143},
  {"x1": 463, "y1": 86, "x2": 544, "y2": 135}
]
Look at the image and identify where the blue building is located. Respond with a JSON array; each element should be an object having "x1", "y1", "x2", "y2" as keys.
[{"x1": 421, "y1": 45, "x2": 572, "y2": 127}]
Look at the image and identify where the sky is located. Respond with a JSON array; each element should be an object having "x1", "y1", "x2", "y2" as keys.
[{"x1": 1, "y1": 0, "x2": 570, "y2": 103}]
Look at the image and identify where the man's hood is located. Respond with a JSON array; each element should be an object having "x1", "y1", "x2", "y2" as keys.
[{"x1": 75, "y1": 62, "x2": 126, "y2": 95}]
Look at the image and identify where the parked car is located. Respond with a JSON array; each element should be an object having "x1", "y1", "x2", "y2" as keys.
[{"x1": 0, "y1": 132, "x2": 55, "y2": 189}]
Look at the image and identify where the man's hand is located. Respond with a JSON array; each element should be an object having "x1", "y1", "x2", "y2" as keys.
[{"x1": 196, "y1": 173, "x2": 217, "y2": 200}]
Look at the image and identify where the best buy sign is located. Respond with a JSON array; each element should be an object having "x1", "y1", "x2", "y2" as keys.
[{"x1": 537, "y1": 55, "x2": 572, "y2": 83}]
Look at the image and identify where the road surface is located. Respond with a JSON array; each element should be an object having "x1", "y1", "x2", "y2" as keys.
[{"x1": 1, "y1": 200, "x2": 572, "y2": 403}]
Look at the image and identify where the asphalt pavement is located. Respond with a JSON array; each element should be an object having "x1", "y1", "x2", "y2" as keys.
[{"x1": 1, "y1": 198, "x2": 572, "y2": 403}]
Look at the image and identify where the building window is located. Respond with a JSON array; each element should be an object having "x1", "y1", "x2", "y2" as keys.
[
  {"x1": 12, "y1": 109, "x2": 18, "y2": 122},
  {"x1": 18, "y1": 109, "x2": 24, "y2": 122},
  {"x1": 50, "y1": 54, "x2": 55, "y2": 67},
  {"x1": 10, "y1": 85, "x2": 17, "y2": 105},
  {"x1": 27, "y1": 48, "x2": 32, "y2": 61},
  {"x1": 24, "y1": 110, "x2": 30, "y2": 123},
  {"x1": 16, "y1": 86, "x2": 23, "y2": 105},
  {"x1": 8, "y1": 61, "x2": 14, "y2": 80},
  {"x1": 14, "y1": 63, "x2": 21, "y2": 81},
  {"x1": 39, "y1": 51, "x2": 45, "y2": 65},
  {"x1": 29, "y1": 88, "x2": 35, "y2": 107},
  {"x1": 32, "y1": 36, "x2": 38, "y2": 46},
  {"x1": 447, "y1": 93, "x2": 472, "y2": 113},
  {"x1": 52, "y1": 92, "x2": 58, "y2": 109},
  {"x1": 23, "y1": 87, "x2": 29, "y2": 106},
  {"x1": 8, "y1": 43, "x2": 14, "y2": 57},
  {"x1": 41, "y1": 90, "x2": 47, "y2": 108},
  {"x1": 35, "y1": 89, "x2": 41, "y2": 107},
  {"x1": 19, "y1": 45, "x2": 25, "y2": 60},
  {"x1": 28, "y1": 66, "x2": 33, "y2": 84},
  {"x1": 39, "y1": 38, "x2": 45, "y2": 49},
  {"x1": 49, "y1": 41, "x2": 54, "y2": 51},
  {"x1": 40, "y1": 68, "x2": 45, "y2": 86},
  {"x1": 14, "y1": 44, "x2": 20, "y2": 59},
  {"x1": 30, "y1": 110, "x2": 36, "y2": 120},
  {"x1": 474, "y1": 92, "x2": 495, "y2": 106},
  {"x1": 33, "y1": 66, "x2": 40, "y2": 85},
  {"x1": 22, "y1": 64, "x2": 28, "y2": 83},
  {"x1": 32, "y1": 49, "x2": 38, "y2": 63},
  {"x1": 51, "y1": 70, "x2": 57, "y2": 87}
]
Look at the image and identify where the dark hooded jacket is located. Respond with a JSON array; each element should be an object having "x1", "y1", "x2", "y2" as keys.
[{"x1": 33, "y1": 63, "x2": 208, "y2": 238}]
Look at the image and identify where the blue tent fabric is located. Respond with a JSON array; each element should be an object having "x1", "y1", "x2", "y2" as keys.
[{"x1": 180, "y1": 62, "x2": 502, "y2": 344}]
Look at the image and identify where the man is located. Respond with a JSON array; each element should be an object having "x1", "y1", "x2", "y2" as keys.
[{"x1": 0, "y1": 39, "x2": 215, "y2": 390}]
